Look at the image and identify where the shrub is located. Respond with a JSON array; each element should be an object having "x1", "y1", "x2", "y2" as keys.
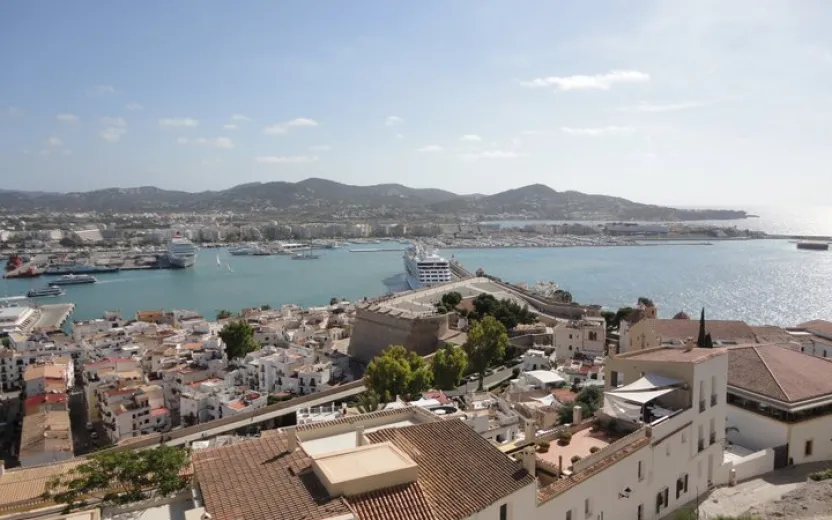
[
  {"x1": 571, "y1": 455, "x2": 582, "y2": 463},
  {"x1": 539, "y1": 441, "x2": 550, "y2": 449},
  {"x1": 557, "y1": 430, "x2": 572, "y2": 441},
  {"x1": 809, "y1": 468, "x2": 832, "y2": 481},
  {"x1": 537, "y1": 441, "x2": 550, "y2": 453},
  {"x1": 589, "y1": 446, "x2": 600, "y2": 454}
]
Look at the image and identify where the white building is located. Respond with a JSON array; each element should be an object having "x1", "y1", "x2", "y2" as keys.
[
  {"x1": 23, "y1": 359, "x2": 74, "y2": 396},
  {"x1": 726, "y1": 343, "x2": 832, "y2": 468},
  {"x1": 553, "y1": 317, "x2": 606, "y2": 360},
  {"x1": 522, "y1": 348, "x2": 551, "y2": 371},
  {"x1": 98, "y1": 383, "x2": 170, "y2": 442}
]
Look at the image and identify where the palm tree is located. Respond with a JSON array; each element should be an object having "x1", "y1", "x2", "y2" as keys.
[{"x1": 356, "y1": 391, "x2": 381, "y2": 414}]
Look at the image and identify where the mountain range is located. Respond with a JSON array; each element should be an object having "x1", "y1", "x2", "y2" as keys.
[{"x1": 0, "y1": 178, "x2": 747, "y2": 221}]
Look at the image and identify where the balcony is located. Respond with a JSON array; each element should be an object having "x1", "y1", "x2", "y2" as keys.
[
  {"x1": 699, "y1": 400, "x2": 706, "y2": 412},
  {"x1": 698, "y1": 439, "x2": 705, "y2": 453},
  {"x1": 711, "y1": 394, "x2": 718, "y2": 406}
]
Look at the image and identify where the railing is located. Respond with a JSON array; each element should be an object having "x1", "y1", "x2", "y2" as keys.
[
  {"x1": 572, "y1": 427, "x2": 649, "y2": 473},
  {"x1": 699, "y1": 399, "x2": 706, "y2": 412}
]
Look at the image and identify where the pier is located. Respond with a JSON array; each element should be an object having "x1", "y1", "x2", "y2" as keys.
[{"x1": 349, "y1": 247, "x2": 407, "y2": 252}]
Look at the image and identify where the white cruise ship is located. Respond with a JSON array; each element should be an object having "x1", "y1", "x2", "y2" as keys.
[
  {"x1": 403, "y1": 245, "x2": 453, "y2": 290},
  {"x1": 168, "y1": 235, "x2": 198, "y2": 268}
]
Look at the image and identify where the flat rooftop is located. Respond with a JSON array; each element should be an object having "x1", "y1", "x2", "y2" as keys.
[
  {"x1": 300, "y1": 418, "x2": 418, "y2": 456},
  {"x1": 536, "y1": 427, "x2": 620, "y2": 470},
  {"x1": 312, "y1": 442, "x2": 417, "y2": 497}
]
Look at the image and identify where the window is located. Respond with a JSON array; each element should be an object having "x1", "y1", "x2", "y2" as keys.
[
  {"x1": 637, "y1": 504, "x2": 644, "y2": 520},
  {"x1": 806, "y1": 440, "x2": 814, "y2": 457},
  {"x1": 566, "y1": 510, "x2": 572, "y2": 520},
  {"x1": 676, "y1": 474, "x2": 689, "y2": 499},
  {"x1": 499, "y1": 503, "x2": 508, "y2": 520},
  {"x1": 588, "y1": 331, "x2": 598, "y2": 341},
  {"x1": 638, "y1": 460, "x2": 644, "y2": 481},
  {"x1": 655, "y1": 488, "x2": 669, "y2": 514},
  {"x1": 584, "y1": 498, "x2": 592, "y2": 518}
]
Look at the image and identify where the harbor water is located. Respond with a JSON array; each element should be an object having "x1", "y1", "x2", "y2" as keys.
[{"x1": 2, "y1": 240, "x2": 830, "y2": 326}]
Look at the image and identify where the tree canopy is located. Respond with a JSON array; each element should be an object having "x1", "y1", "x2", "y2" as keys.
[
  {"x1": 431, "y1": 343, "x2": 468, "y2": 390},
  {"x1": 45, "y1": 446, "x2": 190, "y2": 511},
  {"x1": 364, "y1": 345, "x2": 433, "y2": 401},
  {"x1": 216, "y1": 309, "x2": 233, "y2": 320},
  {"x1": 219, "y1": 319, "x2": 260, "y2": 360},
  {"x1": 463, "y1": 315, "x2": 508, "y2": 390},
  {"x1": 356, "y1": 390, "x2": 382, "y2": 414},
  {"x1": 467, "y1": 293, "x2": 535, "y2": 330}
]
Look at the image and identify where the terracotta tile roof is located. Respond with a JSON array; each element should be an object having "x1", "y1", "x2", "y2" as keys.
[
  {"x1": 0, "y1": 460, "x2": 84, "y2": 512},
  {"x1": 728, "y1": 344, "x2": 832, "y2": 403},
  {"x1": 192, "y1": 430, "x2": 351, "y2": 520},
  {"x1": 538, "y1": 435, "x2": 649, "y2": 502},
  {"x1": 750, "y1": 326, "x2": 797, "y2": 344},
  {"x1": 348, "y1": 482, "x2": 436, "y2": 520},
  {"x1": 643, "y1": 318, "x2": 756, "y2": 343},
  {"x1": 295, "y1": 407, "x2": 435, "y2": 433},
  {"x1": 797, "y1": 320, "x2": 832, "y2": 337},
  {"x1": 366, "y1": 419, "x2": 534, "y2": 520},
  {"x1": 616, "y1": 346, "x2": 727, "y2": 364}
]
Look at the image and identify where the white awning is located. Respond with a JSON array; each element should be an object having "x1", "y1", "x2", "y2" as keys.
[
  {"x1": 615, "y1": 373, "x2": 681, "y2": 393},
  {"x1": 606, "y1": 387, "x2": 676, "y2": 405},
  {"x1": 524, "y1": 370, "x2": 566, "y2": 385}
]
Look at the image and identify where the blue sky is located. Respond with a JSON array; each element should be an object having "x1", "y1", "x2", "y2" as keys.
[{"x1": 3, "y1": 1, "x2": 832, "y2": 206}]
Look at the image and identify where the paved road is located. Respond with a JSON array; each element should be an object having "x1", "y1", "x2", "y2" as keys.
[
  {"x1": 67, "y1": 388, "x2": 94, "y2": 455},
  {"x1": 454, "y1": 366, "x2": 515, "y2": 394}
]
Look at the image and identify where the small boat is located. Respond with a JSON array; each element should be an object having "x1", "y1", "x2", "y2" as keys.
[
  {"x1": 48, "y1": 274, "x2": 98, "y2": 285},
  {"x1": 797, "y1": 242, "x2": 829, "y2": 251},
  {"x1": 216, "y1": 254, "x2": 221, "y2": 267},
  {"x1": 226, "y1": 263, "x2": 233, "y2": 273},
  {"x1": 291, "y1": 252, "x2": 320, "y2": 260},
  {"x1": 27, "y1": 286, "x2": 65, "y2": 298}
]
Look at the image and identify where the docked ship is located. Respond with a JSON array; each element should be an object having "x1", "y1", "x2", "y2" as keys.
[
  {"x1": 44, "y1": 264, "x2": 120, "y2": 275},
  {"x1": 168, "y1": 235, "x2": 198, "y2": 268},
  {"x1": 49, "y1": 274, "x2": 98, "y2": 285},
  {"x1": 796, "y1": 242, "x2": 829, "y2": 251},
  {"x1": 27, "y1": 286, "x2": 65, "y2": 298},
  {"x1": 291, "y1": 252, "x2": 320, "y2": 260},
  {"x1": 403, "y1": 245, "x2": 453, "y2": 290},
  {"x1": 229, "y1": 244, "x2": 272, "y2": 256}
]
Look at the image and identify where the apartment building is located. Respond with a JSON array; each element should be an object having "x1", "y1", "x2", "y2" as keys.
[
  {"x1": 180, "y1": 378, "x2": 267, "y2": 424},
  {"x1": 1, "y1": 334, "x2": 85, "y2": 392},
  {"x1": 98, "y1": 383, "x2": 170, "y2": 442},
  {"x1": 243, "y1": 345, "x2": 333, "y2": 395},
  {"x1": 82, "y1": 357, "x2": 143, "y2": 422},
  {"x1": 623, "y1": 318, "x2": 755, "y2": 352},
  {"x1": 552, "y1": 317, "x2": 606, "y2": 360},
  {"x1": 534, "y1": 346, "x2": 730, "y2": 520},
  {"x1": 23, "y1": 359, "x2": 73, "y2": 396},
  {"x1": 18, "y1": 408, "x2": 73, "y2": 468},
  {"x1": 726, "y1": 343, "x2": 832, "y2": 467}
]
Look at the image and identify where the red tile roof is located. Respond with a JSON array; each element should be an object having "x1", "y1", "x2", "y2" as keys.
[
  {"x1": 193, "y1": 431, "x2": 351, "y2": 520},
  {"x1": 348, "y1": 482, "x2": 436, "y2": 520},
  {"x1": 728, "y1": 344, "x2": 832, "y2": 403},
  {"x1": 366, "y1": 420, "x2": 534, "y2": 520},
  {"x1": 642, "y1": 318, "x2": 756, "y2": 343}
]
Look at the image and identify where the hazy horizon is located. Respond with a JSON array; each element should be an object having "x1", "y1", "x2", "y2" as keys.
[{"x1": 3, "y1": 1, "x2": 832, "y2": 206}]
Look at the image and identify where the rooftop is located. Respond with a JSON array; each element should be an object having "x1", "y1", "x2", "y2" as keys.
[
  {"x1": 616, "y1": 345, "x2": 727, "y2": 364},
  {"x1": 0, "y1": 460, "x2": 85, "y2": 513},
  {"x1": 796, "y1": 319, "x2": 832, "y2": 337},
  {"x1": 312, "y1": 442, "x2": 418, "y2": 497},
  {"x1": 640, "y1": 318, "x2": 756, "y2": 344},
  {"x1": 728, "y1": 343, "x2": 832, "y2": 404},
  {"x1": 535, "y1": 427, "x2": 621, "y2": 470}
]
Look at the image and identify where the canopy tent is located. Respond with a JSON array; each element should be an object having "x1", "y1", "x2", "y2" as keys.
[
  {"x1": 613, "y1": 373, "x2": 681, "y2": 393},
  {"x1": 602, "y1": 373, "x2": 683, "y2": 422}
]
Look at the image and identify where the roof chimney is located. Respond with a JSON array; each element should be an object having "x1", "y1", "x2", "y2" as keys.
[
  {"x1": 524, "y1": 418, "x2": 536, "y2": 442},
  {"x1": 286, "y1": 426, "x2": 297, "y2": 452},
  {"x1": 522, "y1": 445, "x2": 536, "y2": 475},
  {"x1": 355, "y1": 424, "x2": 366, "y2": 447}
]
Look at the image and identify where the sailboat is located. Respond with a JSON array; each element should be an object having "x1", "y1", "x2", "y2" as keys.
[
  {"x1": 216, "y1": 253, "x2": 221, "y2": 267},
  {"x1": 226, "y1": 263, "x2": 233, "y2": 273}
]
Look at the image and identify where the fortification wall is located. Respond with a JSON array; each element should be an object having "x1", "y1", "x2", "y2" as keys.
[{"x1": 348, "y1": 307, "x2": 448, "y2": 363}]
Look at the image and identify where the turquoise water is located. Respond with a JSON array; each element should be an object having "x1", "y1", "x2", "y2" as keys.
[{"x1": 2, "y1": 240, "x2": 829, "y2": 326}]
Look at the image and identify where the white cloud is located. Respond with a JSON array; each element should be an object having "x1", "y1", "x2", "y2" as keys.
[
  {"x1": 385, "y1": 116, "x2": 404, "y2": 127},
  {"x1": 125, "y1": 102, "x2": 144, "y2": 111},
  {"x1": 263, "y1": 118, "x2": 318, "y2": 135},
  {"x1": 89, "y1": 85, "x2": 115, "y2": 95},
  {"x1": 460, "y1": 134, "x2": 482, "y2": 142},
  {"x1": 99, "y1": 117, "x2": 127, "y2": 142},
  {"x1": 416, "y1": 145, "x2": 442, "y2": 152},
  {"x1": 177, "y1": 137, "x2": 234, "y2": 149},
  {"x1": 255, "y1": 155, "x2": 319, "y2": 164},
  {"x1": 231, "y1": 114, "x2": 251, "y2": 122},
  {"x1": 308, "y1": 145, "x2": 331, "y2": 152},
  {"x1": 56, "y1": 113, "x2": 79, "y2": 123},
  {"x1": 459, "y1": 150, "x2": 526, "y2": 161},
  {"x1": 395, "y1": 133, "x2": 405, "y2": 139},
  {"x1": 617, "y1": 101, "x2": 711, "y2": 112},
  {"x1": 286, "y1": 117, "x2": 318, "y2": 127},
  {"x1": 47, "y1": 137, "x2": 63, "y2": 147},
  {"x1": 520, "y1": 70, "x2": 650, "y2": 90},
  {"x1": 223, "y1": 124, "x2": 239, "y2": 130},
  {"x1": 159, "y1": 118, "x2": 199, "y2": 128},
  {"x1": 561, "y1": 126, "x2": 636, "y2": 136}
]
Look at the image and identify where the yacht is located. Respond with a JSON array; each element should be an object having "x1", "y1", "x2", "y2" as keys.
[
  {"x1": 291, "y1": 252, "x2": 320, "y2": 260},
  {"x1": 49, "y1": 274, "x2": 98, "y2": 285},
  {"x1": 168, "y1": 235, "x2": 198, "y2": 268},
  {"x1": 27, "y1": 286, "x2": 65, "y2": 298},
  {"x1": 403, "y1": 245, "x2": 453, "y2": 290},
  {"x1": 229, "y1": 244, "x2": 272, "y2": 256}
]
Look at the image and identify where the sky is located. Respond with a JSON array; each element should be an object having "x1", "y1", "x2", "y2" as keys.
[{"x1": 2, "y1": 1, "x2": 832, "y2": 206}]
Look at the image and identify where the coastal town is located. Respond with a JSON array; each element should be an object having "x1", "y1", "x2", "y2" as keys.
[{"x1": 2, "y1": 264, "x2": 832, "y2": 519}]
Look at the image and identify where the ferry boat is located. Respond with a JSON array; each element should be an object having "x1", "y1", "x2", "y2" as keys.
[
  {"x1": 797, "y1": 242, "x2": 829, "y2": 251},
  {"x1": 291, "y1": 252, "x2": 320, "y2": 260},
  {"x1": 229, "y1": 244, "x2": 272, "y2": 256},
  {"x1": 49, "y1": 274, "x2": 98, "y2": 285},
  {"x1": 27, "y1": 286, "x2": 65, "y2": 298},
  {"x1": 167, "y1": 235, "x2": 198, "y2": 268},
  {"x1": 403, "y1": 245, "x2": 453, "y2": 290}
]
